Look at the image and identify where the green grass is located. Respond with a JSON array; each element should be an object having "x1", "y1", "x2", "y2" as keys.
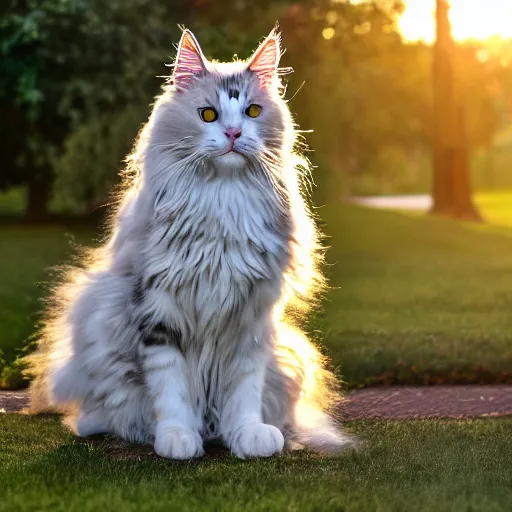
[
  {"x1": 475, "y1": 191, "x2": 512, "y2": 228},
  {"x1": 0, "y1": 226, "x2": 97, "y2": 364},
  {"x1": 1, "y1": 194, "x2": 512, "y2": 509},
  {"x1": 1, "y1": 415, "x2": 511, "y2": 511},
  {"x1": 321, "y1": 198, "x2": 512, "y2": 387},
  {"x1": 1, "y1": 191, "x2": 512, "y2": 388}
]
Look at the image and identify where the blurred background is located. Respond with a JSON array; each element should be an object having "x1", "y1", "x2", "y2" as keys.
[
  {"x1": 1, "y1": 0, "x2": 512, "y2": 390},
  {"x1": 4, "y1": 0, "x2": 512, "y2": 216}
]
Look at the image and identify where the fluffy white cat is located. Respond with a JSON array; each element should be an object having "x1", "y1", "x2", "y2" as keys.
[{"x1": 26, "y1": 27, "x2": 355, "y2": 459}]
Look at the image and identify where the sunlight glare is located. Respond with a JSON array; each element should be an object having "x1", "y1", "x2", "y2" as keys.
[{"x1": 398, "y1": 0, "x2": 512, "y2": 43}]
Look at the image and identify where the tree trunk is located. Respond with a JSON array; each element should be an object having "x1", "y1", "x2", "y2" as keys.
[
  {"x1": 450, "y1": 107, "x2": 481, "y2": 219},
  {"x1": 430, "y1": 0, "x2": 482, "y2": 221},
  {"x1": 26, "y1": 171, "x2": 51, "y2": 221},
  {"x1": 486, "y1": 144, "x2": 494, "y2": 189}
]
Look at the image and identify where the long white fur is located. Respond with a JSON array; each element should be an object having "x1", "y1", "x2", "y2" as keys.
[{"x1": 25, "y1": 27, "x2": 356, "y2": 459}]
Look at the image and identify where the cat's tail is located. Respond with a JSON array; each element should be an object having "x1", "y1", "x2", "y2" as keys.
[
  {"x1": 23, "y1": 257, "x2": 95, "y2": 416},
  {"x1": 275, "y1": 323, "x2": 357, "y2": 454},
  {"x1": 291, "y1": 401, "x2": 357, "y2": 454}
]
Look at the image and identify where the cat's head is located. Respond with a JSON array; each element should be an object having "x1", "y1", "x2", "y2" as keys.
[{"x1": 149, "y1": 27, "x2": 294, "y2": 176}]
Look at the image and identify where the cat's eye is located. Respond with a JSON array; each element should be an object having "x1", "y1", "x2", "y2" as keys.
[
  {"x1": 245, "y1": 104, "x2": 262, "y2": 118},
  {"x1": 199, "y1": 107, "x2": 218, "y2": 123}
]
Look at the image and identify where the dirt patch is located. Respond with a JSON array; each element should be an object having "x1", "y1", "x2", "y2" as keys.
[{"x1": 74, "y1": 435, "x2": 231, "y2": 461}]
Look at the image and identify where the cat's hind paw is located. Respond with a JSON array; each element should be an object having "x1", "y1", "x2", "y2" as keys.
[
  {"x1": 230, "y1": 423, "x2": 284, "y2": 459},
  {"x1": 154, "y1": 426, "x2": 204, "y2": 460},
  {"x1": 76, "y1": 411, "x2": 112, "y2": 437}
]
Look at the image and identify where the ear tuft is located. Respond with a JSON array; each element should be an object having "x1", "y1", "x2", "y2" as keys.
[
  {"x1": 248, "y1": 26, "x2": 282, "y2": 89},
  {"x1": 173, "y1": 30, "x2": 206, "y2": 91}
]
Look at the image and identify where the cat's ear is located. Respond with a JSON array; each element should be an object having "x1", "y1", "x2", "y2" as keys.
[
  {"x1": 173, "y1": 30, "x2": 207, "y2": 91},
  {"x1": 248, "y1": 27, "x2": 282, "y2": 89}
]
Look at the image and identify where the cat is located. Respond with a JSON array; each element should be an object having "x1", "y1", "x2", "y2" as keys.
[{"x1": 26, "y1": 26, "x2": 355, "y2": 459}]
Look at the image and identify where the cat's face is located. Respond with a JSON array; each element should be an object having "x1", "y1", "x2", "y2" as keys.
[{"x1": 150, "y1": 29, "x2": 293, "y2": 176}]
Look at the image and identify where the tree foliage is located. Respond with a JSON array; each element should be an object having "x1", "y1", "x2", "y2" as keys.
[
  {"x1": 0, "y1": 0, "x2": 190, "y2": 213},
  {"x1": 0, "y1": 0, "x2": 509, "y2": 213}
]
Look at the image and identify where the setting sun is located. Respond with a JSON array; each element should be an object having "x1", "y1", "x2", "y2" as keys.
[{"x1": 398, "y1": 0, "x2": 512, "y2": 43}]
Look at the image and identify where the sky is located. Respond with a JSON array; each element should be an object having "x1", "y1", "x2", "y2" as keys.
[{"x1": 398, "y1": 0, "x2": 512, "y2": 43}]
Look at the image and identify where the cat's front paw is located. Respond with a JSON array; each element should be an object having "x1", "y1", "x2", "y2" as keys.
[
  {"x1": 230, "y1": 423, "x2": 284, "y2": 459},
  {"x1": 154, "y1": 426, "x2": 204, "y2": 460}
]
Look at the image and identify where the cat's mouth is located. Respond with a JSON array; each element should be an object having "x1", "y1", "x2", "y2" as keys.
[
  {"x1": 219, "y1": 148, "x2": 237, "y2": 156},
  {"x1": 214, "y1": 145, "x2": 247, "y2": 168},
  {"x1": 218, "y1": 143, "x2": 246, "y2": 159},
  {"x1": 219, "y1": 141, "x2": 239, "y2": 156}
]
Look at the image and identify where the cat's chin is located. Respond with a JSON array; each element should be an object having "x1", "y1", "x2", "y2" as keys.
[{"x1": 213, "y1": 152, "x2": 247, "y2": 172}]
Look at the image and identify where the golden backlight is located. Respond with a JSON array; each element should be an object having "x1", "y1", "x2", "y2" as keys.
[{"x1": 398, "y1": 0, "x2": 512, "y2": 43}]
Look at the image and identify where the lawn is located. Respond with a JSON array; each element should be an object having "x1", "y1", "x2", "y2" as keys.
[
  {"x1": 1, "y1": 194, "x2": 512, "y2": 510},
  {"x1": 1, "y1": 191, "x2": 512, "y2": 388},
  {"x1": 319, "y1": 193, "x2": 512, "y2": 387},
  {"x1": 0, "y1": 226, "x2": 97, "y2": 366},
  {"x1": 1, "y1": 414, "x2": 511, "y2": 511}
]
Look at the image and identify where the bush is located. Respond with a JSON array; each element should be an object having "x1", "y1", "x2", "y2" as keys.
[
  {"x1": 0, "y1": 350, "x2": 29, "y2": 390},
  {"x1": 52, "y1": 105, "x2": 149, "y2": 214}
]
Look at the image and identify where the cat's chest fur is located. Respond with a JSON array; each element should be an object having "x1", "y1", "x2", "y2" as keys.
[{"x1": 146, "y1": 179, "x2": 291, "y2": 336}]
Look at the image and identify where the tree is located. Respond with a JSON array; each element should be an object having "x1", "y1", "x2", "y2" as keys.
[
  {"x1": 280, "y1": 0, "x2": 433, "y2": 199},
  {"x1": 3, "y1": 0, "x2": 503, "y2": 212},
  {"x1": 430, "y1": 0, "x2": 481, "y2": 220},
  {"x1": 0, "y1": 0, "x2": 191, "y2": 218}
]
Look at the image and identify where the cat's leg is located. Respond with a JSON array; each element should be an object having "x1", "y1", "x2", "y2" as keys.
[
  {"x1": 140, "y1": 323, "x2": 203, "y2": 460},
  {"x1": 220, "y1": 345, "x2": 284, "y2": 459}
]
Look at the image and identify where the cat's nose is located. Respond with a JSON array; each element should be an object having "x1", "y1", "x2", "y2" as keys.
[{"x1": 224, "y1": 127, "x2": 242, "y2": 140}]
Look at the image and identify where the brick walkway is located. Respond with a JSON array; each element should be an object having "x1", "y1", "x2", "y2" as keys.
[
  {"x1": 1, "y1": 386, "x2": 511, "y2": 419},
  {"x1": 339, "y1": 386, "x2": 512, "y2": 420}
]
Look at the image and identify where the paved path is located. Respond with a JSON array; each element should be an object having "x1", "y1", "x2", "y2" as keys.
[
  {"x1": 1, "y1": 386, "x2": 511, "y2": 420},
  {"x1": 339, "y1": 386, "x2": 512, "y2": 420},
  {"x1": 0, "y1": 391, "x2": 29, "y2": 413},
  {"x1": 349, "y1": 194, "x2": 431, "y2": 211}
]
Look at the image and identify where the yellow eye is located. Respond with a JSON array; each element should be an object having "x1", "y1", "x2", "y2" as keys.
[
  {"x1": 199, "y1": 107, "x2": 218, "y2": 123},
  {"x1": 245, "y1": 104, "x2": 262, "y2": 118}
]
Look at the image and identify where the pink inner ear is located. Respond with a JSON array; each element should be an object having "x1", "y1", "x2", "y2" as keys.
[
  {"x1": 174, "y1": 31, "x2": 205, "y2": 90},
  {"x1": 249, "y1": 38, "x2": 278, "y2": 89}
]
